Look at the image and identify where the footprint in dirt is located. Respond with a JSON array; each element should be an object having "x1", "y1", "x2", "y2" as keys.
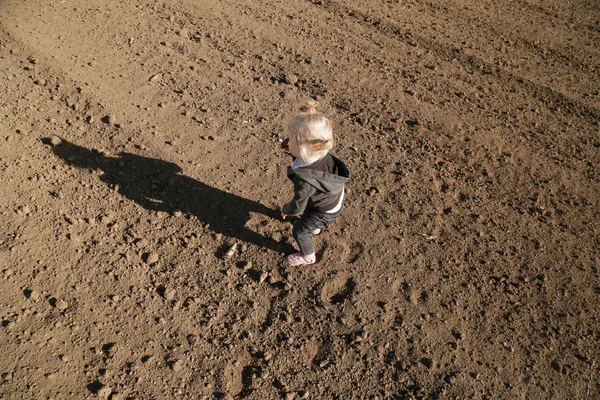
[
  {"x1": 317, "y1": 238, "x2": 364, "y2": 265},
  {"x1": 319, "y1": 272, "x2": 356, "y2": 306}
]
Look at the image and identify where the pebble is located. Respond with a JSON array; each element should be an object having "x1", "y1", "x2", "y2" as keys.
[
  {"x1": 284, "y1": 74, "x2": 299, "y2": 85},
  {"x1": 186, "y1": 334, "x2": 197, "y2": 346},
  {"x1": 165, "y1": 289, "x2": 176, "y2": 301},
  {"x1": 259, "y1": 272, "x2": 268, "y2": 283},
  {"x1": 285, "y1": 393, "x2": 295, "y2": 400},
  {"x1": 2, "y1": 372, "x2": 12, "y2": 381},
  {"x1": 171, "y1": 360, "x2": 183, "y2": 372},
  {"x1": 225, "y1": 243, "x2": 237, "y2": 258},
  {"x1": 241, "y1": 261, "x2": 252, "y2": 271},
  {"x1": 97, "y1": 386, "x2": 112, "y2": 399},
  {"x1": 50, "y1": 136, "x2": 62, "y2": 146},
  {"x1": 56, "y1": 300, "x2": 69, "y2": 310},
  {"x1": 367, "y1": 187, "x2": 380, "y2": 196},
  {"x1": 145, "y1": 253, "x2": 159, "y2": 264}
]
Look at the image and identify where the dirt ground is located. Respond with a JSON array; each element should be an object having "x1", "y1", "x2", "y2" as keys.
[{"x1": 1, "y1": 0, "x2": 599, "y2": 398}]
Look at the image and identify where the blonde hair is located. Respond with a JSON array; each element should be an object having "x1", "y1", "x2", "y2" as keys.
[{"x1": 288, "y1": 102, "x2": 334, "y2": 164}]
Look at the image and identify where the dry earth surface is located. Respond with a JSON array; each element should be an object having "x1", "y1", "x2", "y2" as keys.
[{"x1": 1, "y1": 0, "x2": 599, "y2": 399}]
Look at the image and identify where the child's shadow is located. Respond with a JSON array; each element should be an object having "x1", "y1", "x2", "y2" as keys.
[{"x1": 47, "y1": 138, "x2": 290, "y2": 254}]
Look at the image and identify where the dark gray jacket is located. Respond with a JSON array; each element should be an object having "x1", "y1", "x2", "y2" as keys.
[{"x1": 283, "y1": 153, "x2": 350, "y2": 216}]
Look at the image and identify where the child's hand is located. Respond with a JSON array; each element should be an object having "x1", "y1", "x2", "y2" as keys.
[
  {"x1": 281, "y1": 211, "x2": 287, "y2": 220},
  {"x1": 279, "y1": 137, "x2": 289, "y2": 151}
]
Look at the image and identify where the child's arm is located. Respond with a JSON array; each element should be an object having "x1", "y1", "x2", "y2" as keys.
[{"x1": 282, "y1": 177, "x2": 316, "y2": 217}]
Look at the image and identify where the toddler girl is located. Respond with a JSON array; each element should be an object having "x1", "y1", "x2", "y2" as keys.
[{"x1": 280, "y1": 102, "x2": 350, "y2": 266}]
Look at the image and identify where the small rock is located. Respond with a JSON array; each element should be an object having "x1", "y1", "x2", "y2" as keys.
[
  {"x1": 284, "y1": 74, "x2": 298, "y2": 85},
  {"x1": 241, "y1": 261, "x2": 252, "y2": 271},
  {"x1": 285, "y1": 393, "x2": 295, "y2": 400},
  {"x1": 186, "y1": 334, "x2": 197, "y2": 346},
  {"x1": 165, "y1": 289, "x2": 176, "y2": 301},
  {"x1": 2, "y1": 372, "x2": 13, "y2": 381},
  {"x1": 56, "y1": 300, "x2": 69, "y2": 310},
  {"x1": 50, "y1": 136, "x2": 62, "y2": 146},
  {"x1": 29, "y1": 290, "x2": 40, "y2": 301},
  {"x1": 97, "y1": 386, "x2": 112, "y2": 399},
  {"x1": 367, "y1": 187, "x2": 379, "y2": 196},
  {"x1": 259, "y1": 272, "x2": 268, "y2": 283},
  {"x1": 35, "y1": 79, "x2": 46, "y2": 86},
  {"x1": 173, "y1": 210, "x2": 182, "y2": 217},
  {"x1": 170, "y1": 360, "x2": 183, "y2": 372},
  {"x1": 145, "y1": 253, "x2": 159, "y2": 264},
  {"x1": 225, "y1": 243, "x2": 237, "y2": 258}
]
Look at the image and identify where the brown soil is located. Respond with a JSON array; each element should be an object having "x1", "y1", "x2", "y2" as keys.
[{"x1": 1, "y1": 0, "x2": 599, "y2": 399}]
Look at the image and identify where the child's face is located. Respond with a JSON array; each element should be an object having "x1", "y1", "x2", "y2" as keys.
[{"x1": 288, "y1": 136, "x2": 301, "y2": 159}]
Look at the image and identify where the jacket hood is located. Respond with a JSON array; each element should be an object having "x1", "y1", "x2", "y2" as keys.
[{"x1": 290, "y1": 154, "x2": 350, "y2": 193}]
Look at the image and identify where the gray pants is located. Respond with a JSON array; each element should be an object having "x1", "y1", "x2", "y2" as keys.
[{"x1": 292, "y1": 207, "x2": 342, "y2": 255}]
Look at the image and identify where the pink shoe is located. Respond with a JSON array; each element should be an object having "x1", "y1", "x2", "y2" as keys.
[{"x1": 286, "y1": 252, "x2": 316, "y2": 266}]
